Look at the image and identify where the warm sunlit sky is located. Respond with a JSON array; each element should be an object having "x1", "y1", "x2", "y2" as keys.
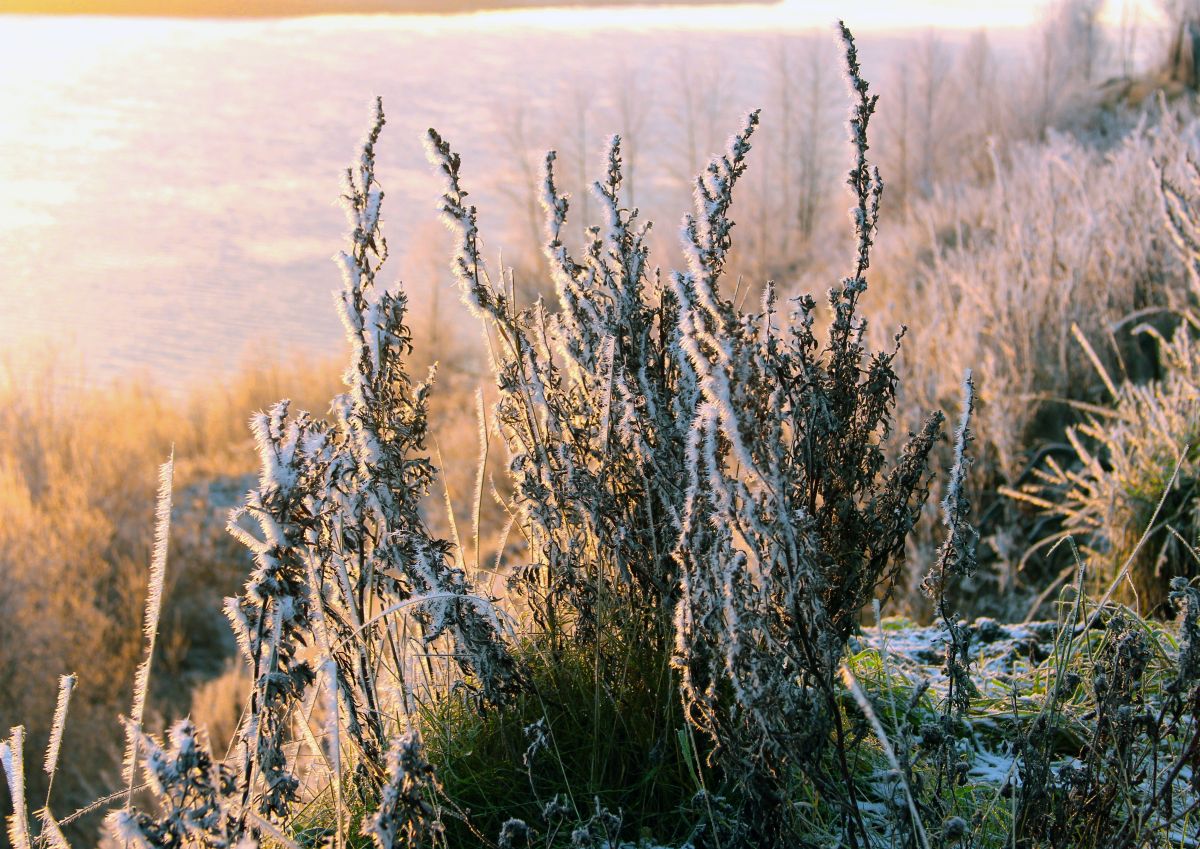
[{"x1": 0, "y1": 0, "x2": 1169, "y2": 28}]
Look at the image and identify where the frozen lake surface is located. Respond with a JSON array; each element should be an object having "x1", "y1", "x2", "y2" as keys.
[{"x1": 0, "y1": 5, "x2": 1023, "y2": 390}]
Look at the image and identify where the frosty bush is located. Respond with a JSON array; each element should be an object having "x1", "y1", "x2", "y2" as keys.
[
  {"x1": 107, "y1": 721, "x2": 244, "y2": 849},
  {"x1": 363, "y1": 732, "x2": 443, "y2": 849},
  {"x1": 669, "y1": 25, "x2": 942, "y2": 841},
  {"x1": 420, "y1": 24, "x2": 945, "y2": 843},
  {"x1": 224, "y1": 98, "x2": 518, "y2": 821},
  {"x1": 426, "y1": 121, "x2": 694, "y2": 657}
]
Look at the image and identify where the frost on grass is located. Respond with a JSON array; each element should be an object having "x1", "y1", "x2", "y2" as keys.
[
  {"x1": 43, "y1": 673, "x2": 76, "y2": 782},
  {"x1": 225, "y1": 404, "x2": 319, "y2": 816},
  {"x1": 1006, "y1": 151, "x2": 1200, "y2": 614},
  {"x1": 2, "y1": 727, "x2": 31, "y2": 849},
  {"x1": 124, "y1": 453, "x2": 174, "y2": 799}
]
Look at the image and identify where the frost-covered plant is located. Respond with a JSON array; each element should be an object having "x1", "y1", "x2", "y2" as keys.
[
  {"x1": 224, "y1": 99, "x2": 517, "y2": 819},
  {"x1": 875, "y1": 108, "x2": 1200, "y2": 614},
  {"x1": 106, "y1": 720, "x2": 248, "y2": 849},
  {"x1": 1011, "y1": 611, "x2": 1168, "y2": 848},
  {"x1": 567, "y1": 800, "x2": 622, "y2": 849},
  {"x1": 224, "y1": 403, "x2": 321, "y2": 816},
  {"x1": 1011, "y1": 332, "x2": 1200, "y2": 613},
  {"x1": 2, "y1": 727, "x2": 32, "y2": 849},
  {"x1": 885, "y1": 112, "x2": 1196, "y2": 472},
  {"x1": 363, "y1": 732, "x2": 443, "y2": 849},
  {"x1": 670, "y1": 23, "x2": 943, "y2": 843},
  {"x1": 922, "y1": 372, "x2": 980, "y2": 722},
  {"x1": 325, "y1": 102, "x2": 518, "y2": 714},
  {"x1": 914, "y1": 371, "x2": 979, "y2": 835},
  {"x1": 424, "y1": 25, "x2": 943, "y2": 844},
  {"x1": 124, "y1": 454, "x2": 174, "y2": 803},
  {"x1": 426, "y1": 122, "x2": 694, "y2": 653},
  {"x1": 1171, "y1": 575, "x2": 1200, "y2": 684}
]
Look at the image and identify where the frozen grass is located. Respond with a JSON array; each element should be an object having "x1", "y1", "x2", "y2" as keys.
[{"x1": 872, "y1": 105, "x2": 1200, "y2": 617}]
